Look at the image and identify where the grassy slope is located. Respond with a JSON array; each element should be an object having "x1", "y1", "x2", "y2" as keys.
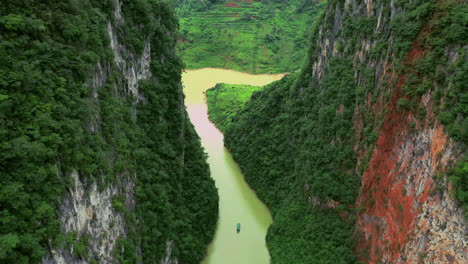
[
  {"x1": 206, "y1": 83, "x2": 264, "y2": 132},
  {"x1": 177, "y1": 0, "x2": 327, "y2": 73}
]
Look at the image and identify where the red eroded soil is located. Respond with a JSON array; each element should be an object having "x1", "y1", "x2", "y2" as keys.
[
  {"x1": 177, "y1": 37, "x2": 191, "y2": 44},
  {"x1": 355, "y1": 47, "x2": 423, "y2": 262},
  {"x1": 354, "y1": 5, "x2": 447, "y2": 263},
  {"x1": 224, "y1": 0, "x2": 255, "y2": 8}
]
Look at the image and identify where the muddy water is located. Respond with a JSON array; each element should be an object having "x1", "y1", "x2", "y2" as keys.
[{"x1": 182, "y1": 68, "x2": 284, "y2": 264}]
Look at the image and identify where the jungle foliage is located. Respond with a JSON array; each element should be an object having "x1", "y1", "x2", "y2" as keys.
[
  {"x1": 208, "y1": 0, "x2": 467, "y2": 262},
  {"x1": 206, "y1": 83, "x2": 264, "y2": 132},
  {"x1": 0, "y1": 0, "x2": 217, "y2": 263},
  {"x1": 223, "y1": 60, "x2": 359, "y2": 263}
]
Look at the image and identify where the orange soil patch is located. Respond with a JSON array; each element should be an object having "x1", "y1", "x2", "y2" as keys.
[
  {"x1": 355, "y1": 3, "x2": 447, "y2": 263},
  {"x1": 430, "y1": 124, "x2": 448, "y2": 171},
  {"x1": 177, "y1": 37, "x2": 191, "y2": 44}
]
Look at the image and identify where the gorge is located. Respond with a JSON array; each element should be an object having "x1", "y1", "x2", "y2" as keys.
[
  {"x1": 213, "y1": 0, "x2": 467, "y2": 263},
  {"x1": 182, "y1": 68, "x2": 283, "y2": 264},
  {"x1": 0, "y1": 0, "x2": 466, "y2": 263}
]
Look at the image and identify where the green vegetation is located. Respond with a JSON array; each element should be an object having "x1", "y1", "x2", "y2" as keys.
[
  {"x1": 390, "y1": 0, "x2": 467, "y2": 142},
  {"x1": 223, "y1": 63, "x2": 359, "y2": 262},
  {"x1": 391, "y1": 0, "x2": 467, "y2": 213},
  {"x1": 267, "y1": 196, "x2": 355, "y2": 263},
  {"x1": 205, "y1": 0, "x2": 467, "y2": 262},
  {"x1": 0, "y1": 0, "x2": 217, "y2": 263},
  {"x1": 172, "y1": 0, "x2": 223, "y2": 14},
  {"x1": 175, "y1": 0, "x2": 327, "y2": 73},
  {"x1": 448, "y1": 159, "x2": 468, "y2": 218},
  {"x1": 206, "y1": 83, "x2": 264, "y2": 131}
]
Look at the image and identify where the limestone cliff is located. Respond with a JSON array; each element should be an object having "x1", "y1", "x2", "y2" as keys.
[
  {"x1": 44, "y1": 1, "x2": 218, "y2": 263},
  {"x1": 311, "y1": 0, "x2": 466, "y2": 262},
  {"x1": 312, "y1": 0, "x2": 468, "y2": 263},
  {"x1": 222, "y1": 0, "x2": 466, "y2": 263},
  {"x1": 0, "y1": 0, "x2": 217, "y2": 263}
]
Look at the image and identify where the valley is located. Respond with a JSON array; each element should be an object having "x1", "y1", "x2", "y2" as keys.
[
  {"x1": 182, "y1": 68, "x2": 283, "y2": 264},
  {"x1": 0, "y1": 0, "x2": 465, "y2": 263}
]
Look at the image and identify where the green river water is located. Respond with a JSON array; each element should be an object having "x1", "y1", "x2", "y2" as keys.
[{"x1": 182, "y1": 68, "x2": 284, "y2": 264}]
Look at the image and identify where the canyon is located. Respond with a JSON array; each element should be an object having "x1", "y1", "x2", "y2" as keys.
[
  {"x1": 1, "y1": 0, "x2": 465, "y2": 263},
  {"x1": 219, "y1": 0, "x2": 467, "y2": 263}
]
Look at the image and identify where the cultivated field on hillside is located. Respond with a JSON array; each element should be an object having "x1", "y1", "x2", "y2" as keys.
[{"x1": 177, "y1": 0, "x2": 327, "y2": 73}]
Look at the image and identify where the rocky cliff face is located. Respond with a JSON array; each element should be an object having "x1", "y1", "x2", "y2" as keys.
[
  {"x1": 44, "y1": 1, "x2": 218, "y2": 263},
  {"x1": 43, "y1": 3, "x2": 145, "y2": 262},
  {"x1": 0, "y1": 0, "x2": 217, "y2": 263},
  {"x1": 43, "y1": 171, "x2": 133, "y2": 264},
  {"x1": 308, "y1": 0, "x2": 466, "y2": 262}
]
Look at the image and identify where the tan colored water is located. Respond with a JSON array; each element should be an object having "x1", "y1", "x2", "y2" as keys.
[{"x1": 182, "y1": 68, "x2": 284, "y2": 264}]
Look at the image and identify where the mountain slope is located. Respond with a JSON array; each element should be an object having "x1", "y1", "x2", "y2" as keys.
[
  {"x1": 175, "y1": 0, "x2": 327, "y2": 73},
  {"x1": 0, "y1": 0, "x2": 217, "y2": 263},
  {"x1": 206, "y1": 83, "x2": 265, "y2": 132},
  {"x1": 222, "y1": 0, "x2": 467, "y2": 263}
]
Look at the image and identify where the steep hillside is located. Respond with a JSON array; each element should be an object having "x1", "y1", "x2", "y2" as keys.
[
  {"x1": 175, "y1": 0, "x2": 327, "y2": 73},
  {"x1": 0, "y1": 0, "x2": 217, "y2": 263},
  {"x1": 221, "y1": 0, "x2": 467, "y2": 263},
  {"x1": 206, "y1": 83, "x2": 265, "y2": 131}
]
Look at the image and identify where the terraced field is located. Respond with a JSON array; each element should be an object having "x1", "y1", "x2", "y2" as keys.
[{"x1": 177, "y1": 0, "x2": 327, "y2": 73}]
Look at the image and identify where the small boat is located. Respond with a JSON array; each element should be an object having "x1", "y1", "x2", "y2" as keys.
[{"x1": 236, "y1": 223, "x2": 241, "y2": 233}]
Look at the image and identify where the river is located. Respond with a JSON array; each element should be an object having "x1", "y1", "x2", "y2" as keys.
[{"x1": 182, "y1": 68, "x2": 284, "y2": 264}]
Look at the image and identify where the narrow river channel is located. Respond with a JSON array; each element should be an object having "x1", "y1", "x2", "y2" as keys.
[{"x1": 182, "y1": 68, "x2": 284, "y2": 264}]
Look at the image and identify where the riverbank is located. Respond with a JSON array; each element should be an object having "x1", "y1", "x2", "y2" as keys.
[{"x1": 182, "y1": 68, "x2": 283, "y2": 264}]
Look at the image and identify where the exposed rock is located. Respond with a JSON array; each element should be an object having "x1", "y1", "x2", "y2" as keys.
[
  {"x1": 308, "y1": 0, "x2": 466, "y2": 263},
  {"x1": 107, "y1": 21, "x2": 152, "y2": 101},
  {"x1": 160, "y1": 241, "x2": 179, "y2": 264},
  {"x1": 87, "y1": 62, "x2": 108, "y2": 134},
  {"x1": 46, "y1": 171, "x2": 132, "y2": 264},
  {"x1": 42, "y1": 0, "x2": 155, "y2": 263},
  {"x1": 400, "y1": 186, "x2": 467, "y2": 263}
]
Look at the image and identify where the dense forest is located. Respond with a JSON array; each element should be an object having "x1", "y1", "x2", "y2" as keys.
[
  {"x1": 206, "y1": 83, "x2": 264, "y2": 132},
  {"x1": 1, "y1": 0, "x2": 466, "y2": 263},
  {"x1": 224, "y1": 62, "x2": 359, "y2": 264},
  {"x1": 174, "y1": 0, "x2": 327, "y2": 73},
  {"x1": 0, "y1": 0, "x2": 217, "y2": 263},
  {"x1": 206, "y1": 0, "x2": 467, "y2": 263}
]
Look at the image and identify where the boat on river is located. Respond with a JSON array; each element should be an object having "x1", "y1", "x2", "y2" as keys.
[{"x1": 237, "y1": 223, "x2": 241, "y2": 233}]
